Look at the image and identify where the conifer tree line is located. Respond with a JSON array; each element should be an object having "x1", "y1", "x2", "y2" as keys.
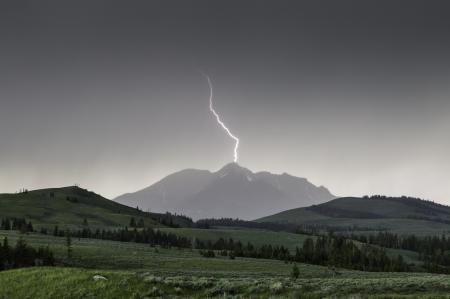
[
  {"x1": 49, "y1": 227, "x2": 193, "y2": 248},
  {"x1": 195, "y1": 235, "x2": 408, "y2": 272},
  {"x1": 0, "y1": 217, "x2": 431, "y2": 273},
  {"x1": 196, "y1": 218, "x2": 384, "y2": 234},
  {"x1": 0, "y1": 237, "x2": 54, "y2": 271},
  {"x1": 196, "y1": 218, "x2": 305, "y2": 232},
  {"x1": 347, "y1": 231, "x2": 450, "y2": 273},
  {"x1": 0, "y1": 218, "x2": 34, "y2": 233},
  {"x1": 129, "y1": 215, "x2": 187, "y2": 228},
  {"x1": 362, "y1": 195, "x2": 448, "y2": 211}
]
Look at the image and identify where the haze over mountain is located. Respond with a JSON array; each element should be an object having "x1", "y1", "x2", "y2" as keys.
[{"x1": 114, "y1": 163, "x2": 335, "y2": 220}]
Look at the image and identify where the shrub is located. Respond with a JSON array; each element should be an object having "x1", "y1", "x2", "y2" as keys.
[
  {"x1": 144, "y1": 286, "x2": 163, "y2": 297},
  {"x1": 291, "y1": 264, "x2": 300, "y2": 279}
]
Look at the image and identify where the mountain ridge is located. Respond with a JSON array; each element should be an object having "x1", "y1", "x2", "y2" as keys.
[{"x1": 114, "y1": 163, "x2": 335, "y2": 220}]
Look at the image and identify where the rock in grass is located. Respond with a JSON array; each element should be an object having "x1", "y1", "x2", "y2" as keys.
[
  {"x1": 93, "y1": 275, "x2": 108, "y2": 281},
  {"x1": 270, "y1": 281, "x2": 283, "y2": 293}
]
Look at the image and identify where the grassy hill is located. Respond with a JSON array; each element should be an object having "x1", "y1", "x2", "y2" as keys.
[
  {"x1": 0, "y1": 186, "x2": 191, "y2": 229},
  {"x1": 257, "y1": 196, "x2": 450, "y2": 235}
]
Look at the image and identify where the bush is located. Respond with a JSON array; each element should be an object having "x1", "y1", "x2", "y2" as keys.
[{"x1": 291, "y1": 264, "x2": 300, "y2": 279}]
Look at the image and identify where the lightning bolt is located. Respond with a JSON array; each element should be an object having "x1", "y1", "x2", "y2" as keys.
[{"x1": 203, "y1": 74, "x2": 240, "y2": 163}]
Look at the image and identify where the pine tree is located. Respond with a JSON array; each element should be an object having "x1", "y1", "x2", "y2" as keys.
[
  {"x1": 66, "y1": 230, "x2": 72, "y2": 259},
  {"x1": 137, "y1": 218, "x2": 145, "y2": 228},
  {"x1": 291, "y1": 264, "x2": 300, "y2": 279},
  {"x1": 26, "y1": 221, "x2": 33, "y2": 232}
]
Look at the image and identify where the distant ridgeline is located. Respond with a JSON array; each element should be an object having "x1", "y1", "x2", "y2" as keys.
[
  {"x1": 257, "y1": 195, "x2": 450, "y2": 235},
  {"x1": 114, "y1": 163, "x2": 336, "y2": 220},
  {"x1": 307, "y1": 195, "x2": 450, "y2": 219}
]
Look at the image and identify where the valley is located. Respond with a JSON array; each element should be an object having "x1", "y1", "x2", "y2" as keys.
[{"x1": 2, "y1": 185, "x2": 450, "y2": 298}]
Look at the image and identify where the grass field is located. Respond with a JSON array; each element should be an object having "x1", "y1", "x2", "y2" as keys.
[
  {"x1": 0, "y1": 227, "x2": 422, "y2": 271},
  {"x1": 1, "y1": 230, "x2": 448, "y2": 298},
  {"x1": 159, "y1": 227, "x2": 423, "y2": 266},
  {"x1": 3, "y1": 266, "x2": 450, "y2": 298},
  {"x1": 0, "y1": 230, "x2": 324, "y2": 276}
]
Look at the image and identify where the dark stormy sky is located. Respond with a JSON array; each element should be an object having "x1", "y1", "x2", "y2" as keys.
[{"x1": 1, "y1": 0, "x2": 450, "y2": 201}]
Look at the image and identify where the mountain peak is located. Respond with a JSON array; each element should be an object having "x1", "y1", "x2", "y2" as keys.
[
  {"x1": 216, "y1": 162, "x2": 252, "y2": 175},
  {"x1": 114, "y1": 164, "x2": 335, "y2": 220}
]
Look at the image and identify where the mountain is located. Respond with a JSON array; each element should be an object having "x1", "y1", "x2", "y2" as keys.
[
  {"x1": 114, "y1": 163, "x2": 335, "y2": 220},
  {"x1": 257, "y1": 196, "x2": 450, "y2": 235},
  {"x1": 0, "y1": 186, "x2": 191, "y2": 229}
]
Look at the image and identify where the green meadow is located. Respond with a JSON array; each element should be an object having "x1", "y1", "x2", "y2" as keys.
[{"x1": 0, "y1": 230, "x2": 446, "y2": 298}]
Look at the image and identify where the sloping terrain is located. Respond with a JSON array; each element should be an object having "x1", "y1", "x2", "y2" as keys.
[
  {"x1": 115, "y1": 163, "x2": 335, "y2": 220},
  {"x1": 257, "y1": 196, "x2": 450, "y2": 235},
  {"x1": 0, "y1": 186, "x2": 182, "y2": 229}
]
